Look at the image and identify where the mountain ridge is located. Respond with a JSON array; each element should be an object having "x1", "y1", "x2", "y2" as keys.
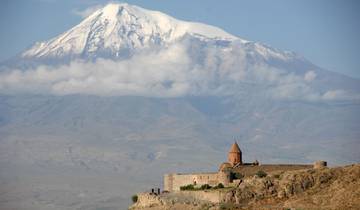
[
  {"x1": 21, "y1": 3, "x2": 240, "y2": 59},
  {"x1": 3, "y1": 3, "x2": 360, "y2": 100},
  {"x1": 16, "y1": 3, "x2": 304, "y2": 66},
  {"x1": 0, "y1": 3, "x2": 359, "y2": 210}
]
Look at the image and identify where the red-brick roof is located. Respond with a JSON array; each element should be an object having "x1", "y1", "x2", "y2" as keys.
[{"x1": 229, "y1": 142, "x2": 241, "y2": 153}]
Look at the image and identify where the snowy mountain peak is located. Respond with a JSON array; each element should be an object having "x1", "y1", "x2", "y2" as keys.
[{"x1": 21, "y1": 3, "x2": 242, "y2": 59}]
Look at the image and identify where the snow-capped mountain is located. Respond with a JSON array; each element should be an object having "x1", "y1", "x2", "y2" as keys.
[
  {"x1": 7, "y1": 3, "x2": 358, "y2": 98},
  {"x1": 0, "y1": 3, "x2": 359, "y2": 210},
  {"x1": 20, "y1": 3, "x2": 298, "y2": 62},
  {"x1": 1, "y1": 2, "x2": 359, "y2": 161},
  {"x1": 22, "y1": 3, "x2": 237, "y2": 58}
]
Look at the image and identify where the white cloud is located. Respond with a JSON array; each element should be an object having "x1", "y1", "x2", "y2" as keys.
[
  {"x1": 72, "y1": 4, "x2": 103, "y2": 18},
  {"x1": 0, "y1": 42, "x2": 358, "y2": 102},
  {"x1": 304, "y1": 71, "x2": 317, "y2": 82},
  {"x1": 0, "y1": 44, "x2": 194, "y2": 97},
  {"x1": 322, "y1": 90, "x2": 344, "y2": 100},
  {"x1": 321, "y1": 89, "x2": 360, "y2": 101}
]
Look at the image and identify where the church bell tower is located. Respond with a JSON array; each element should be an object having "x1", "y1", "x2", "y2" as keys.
[{"x1": 228, "y1": 142, "x2": 242, "y2": 166}]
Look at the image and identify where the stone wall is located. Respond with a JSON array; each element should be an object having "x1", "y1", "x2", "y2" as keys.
[
  {"x1": 313, "y1": 161, "x2": 327, "y2": 169},
  {"x1": 164, "y1": 172, "x2": 220, "y2": 192},
  {"x1": 233, "y1": 164, "x2": 313, "y2": 177},
  {"x1": 130, "y1": 190, "x2": 231, "y2": 209},
  {"x1": 175, "y1": 190, "x2": 228, "y2": 203},
  {"x1": 164, "y1": 164, "x2": 316, "y2": 192}
]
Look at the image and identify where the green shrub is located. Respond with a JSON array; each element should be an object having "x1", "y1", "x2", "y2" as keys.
[
  {"x1": 200, "y1": 184, "x2": 212, "y2": 190},
  {"x1": 255, "y1": 170, "x2": 267, "y2": 178},
  {"x1": 234, "y1": 172, "x2": 244, "y2": 179},
  {"x1": 273, "y1": 174, "x2": 280, "y2": 179},
  {"x1": 230, "y1": 172, "x2": 244, "y2": 180},
  {"x1": 131, "y1": 194, "x2": 138, "y2": 203},
  {"x1": 213, "y1": 183, "x2": 225, "y2": 190},
  {"x1": 217, "y1": 183, "x2": 224, "y2": 188},
  {"x1": 180, "y1": 184, "x2": 195, "y2": 191}
]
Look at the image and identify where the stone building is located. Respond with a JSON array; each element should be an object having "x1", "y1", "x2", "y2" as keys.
[
  {"x1": 164, "y1": 142, "x2": 240, "y2": 191},
  {"x1": 228, "y1": 142, "x2": 242, "y2": 166},
  {"x1": 164, "y1": 141, "x2": 323, "y2": 192}
]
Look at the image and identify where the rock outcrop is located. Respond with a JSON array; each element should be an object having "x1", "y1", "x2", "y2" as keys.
[{"x1": 130, "y1": 164, "x2": 360, "y2": 210}]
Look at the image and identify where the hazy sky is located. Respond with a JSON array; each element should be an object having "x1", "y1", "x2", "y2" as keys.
[{"x1": 0, "y1": 0, "x2": 359, "y2": 78}]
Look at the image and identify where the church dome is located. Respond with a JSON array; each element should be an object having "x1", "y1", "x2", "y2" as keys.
[
  {"x1": 229, "y1": 142, "x2": 241, "y2": 153},
  {"x1": 228, "y1": 142, "x2": 242, "y2": 166}
]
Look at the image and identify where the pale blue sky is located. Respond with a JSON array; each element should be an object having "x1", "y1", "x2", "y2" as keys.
[{"x1": 0, "y1": 0, "x2": 359, "y2": 78}]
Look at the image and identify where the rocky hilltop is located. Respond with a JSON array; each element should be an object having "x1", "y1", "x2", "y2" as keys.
[{"x1": 130, "y1": 164, "x2": 360, "y2": 210}]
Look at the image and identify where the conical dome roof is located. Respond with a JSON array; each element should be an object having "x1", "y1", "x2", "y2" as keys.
[{"x1": 229, "y1": 142, "x2": 241, "y2": 153}]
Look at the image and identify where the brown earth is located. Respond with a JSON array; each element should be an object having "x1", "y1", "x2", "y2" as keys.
[{"x1": 130, "y1": 163, "x2": 360, "y2": 210}]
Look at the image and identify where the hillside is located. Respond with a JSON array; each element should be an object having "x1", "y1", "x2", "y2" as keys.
[{"x1": 130, "y1": 164, "x2": 360, "y2": 210}]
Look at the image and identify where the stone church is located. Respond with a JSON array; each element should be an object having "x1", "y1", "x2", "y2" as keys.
[{"x1": 164, "y1": 142, "x2": 324, "y2": 192}]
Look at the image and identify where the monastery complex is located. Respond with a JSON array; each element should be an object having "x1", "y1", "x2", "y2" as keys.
[{"x1": 164, "y1": 142, "x2": 327, "y2": 192}]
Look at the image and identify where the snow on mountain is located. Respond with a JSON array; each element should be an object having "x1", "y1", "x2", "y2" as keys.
[
  {"x1": 0, "y1": 3, "x2": 357, "y2": 100},
  {"x1": 0, "y1": 3, "x2": 360, "y2": 210},
  {"x1": 21, "y1": 3, "x2": 241, "y2": 59},
  {"x1": 19, "y1": 3, "x2": 301, "y2": 64}
]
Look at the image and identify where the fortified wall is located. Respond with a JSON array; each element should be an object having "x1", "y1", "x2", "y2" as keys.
[
  {"x1": 164, "y1": 172, "x2": 219, "y2": 192},
  {"x1": 164, "y1": 170, "x2": 232, "y2": 192},
  {"x1": 164, "y1": 142, "x2": 326, "y2": 192},
  {"x1": 232, "y1": 164, "x2": 313, "y2": 177}
]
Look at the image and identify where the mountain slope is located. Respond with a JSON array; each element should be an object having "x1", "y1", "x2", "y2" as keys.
[
  {"x1": 21, "y1": 3, "x2": 239, "y2": 60},
  {"x1": 12, "y1": 2, "x2": 306, "y2": 72},
  {"x1": 2, "y1": 3, "x2": 359, "y2": 100},
  {"x1": 0, "y1": 3, "x2": 359, "y2": 210}
]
